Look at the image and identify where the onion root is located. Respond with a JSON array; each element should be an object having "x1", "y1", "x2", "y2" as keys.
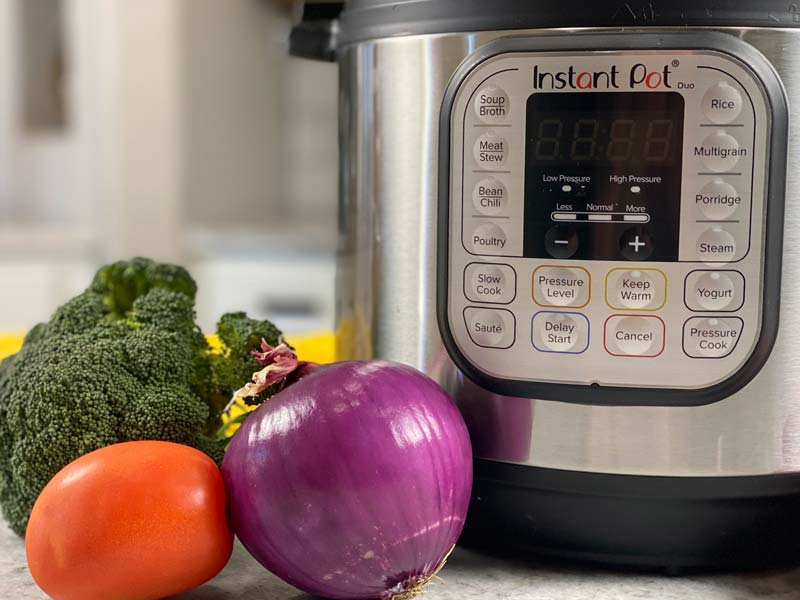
[{"x1": 386, "y1": 545, "x2": 455, "y2": 600}]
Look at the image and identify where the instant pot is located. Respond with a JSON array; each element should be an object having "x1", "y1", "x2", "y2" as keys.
[{"x1": 291, "y1": 1, "x2": 800, "y2": 568}]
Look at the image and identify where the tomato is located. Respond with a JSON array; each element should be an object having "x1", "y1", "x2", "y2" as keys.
[{"x1": 26, "y1": 441, "x2": 233, "y2": 600}]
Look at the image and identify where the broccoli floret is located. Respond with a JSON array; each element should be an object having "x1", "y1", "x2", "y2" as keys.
[{"x1": 0, "y1": 257, "x2": 283, "y2": 536}]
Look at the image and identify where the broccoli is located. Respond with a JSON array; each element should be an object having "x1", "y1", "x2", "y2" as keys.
[{"x1": 0, "y1": 258, "x2": 282, "y2": 536}]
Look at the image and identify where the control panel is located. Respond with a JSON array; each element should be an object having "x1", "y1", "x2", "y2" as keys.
[{"x1": 440, "y1": 36, "x2": 785, "y2": 400}]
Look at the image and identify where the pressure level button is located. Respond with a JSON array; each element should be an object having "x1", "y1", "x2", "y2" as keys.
[
  {"x1": 472, "y1": 177, "x2": 508, "y2": 215},
  {"x1": 473, "y1": 131, "x2": 508, "y2": 167},
  {"x1": 474, "y1": 85, "x2": 509, "y2": 122},
  {"x1": 464, "y1": 307, "x2": 515, "y2": 349},
  {"x1": 532, "y1": 266, "x2": 590, "y2": 308},
  {"x1": 696, "y1": 131, "x2": 745, "y2": 173},
  {"x1": 702, "y1": 82, "x2": 743, "y2": 124}
]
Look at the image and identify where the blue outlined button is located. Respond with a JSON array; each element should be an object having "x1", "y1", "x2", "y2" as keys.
[{"x1": 531, "y1": 311, "x2": 590, "y2": 354}]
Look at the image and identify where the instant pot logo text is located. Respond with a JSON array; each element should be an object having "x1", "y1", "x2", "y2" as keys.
[{"x1": 532, "y1": 64, "x2": 673, "y2": 90}]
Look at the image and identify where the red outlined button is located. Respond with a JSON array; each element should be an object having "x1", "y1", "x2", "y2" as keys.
[{"x1": 604, "y1": 314, "x2": 665, "y2": 358}]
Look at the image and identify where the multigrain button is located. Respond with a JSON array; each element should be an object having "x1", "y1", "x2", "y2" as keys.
[
  {"x1": 695, "y1": 131, "x2": 745, "y2": 173},
  {"x1": 683, "y1": 317, "x2": 743, "y2": 358},
  {"x1": 685, "y1": 270, "x2": 744, "y2": 312},
  {"x1": 469, "y1": 222, "x2": 507, "y2": 254},
  {"x1": 606, "y1": 268, "x2": 666, "y2": 310},
  {"x1": 532, "y1": 265, "x2": 590, "y2": 308},
  {"x1": 464, "y1": 263, "x2": 516, "y2": 304},
  {"x1": 474, "y1": 85, "x2": 509, "y2": 122},
  {"x1": 464, "y1": 307, "x2": 515, "y2": 349},
  {"x1": 604, "y1": 315, "x2": 665, "y2": 357},
  {"x1": 532, "y1": 311, "x2": 589, "y2": 354},
  {"x1": 696, "y1": 227, "x2": 736, "y2": 262},
  {"x1": 696, "y1": 179, "x2": 742, "y2": 220},
  {"x1": 472, "y1": 177, "x2": 508, "y2": 215},
  {"x1": 473, "y1": 131, "x2": 508, "y2": 167},
  {"x1": 702, "y1": 82, "x2": 743, "y2": 124}
]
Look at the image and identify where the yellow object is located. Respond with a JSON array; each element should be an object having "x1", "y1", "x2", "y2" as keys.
[{"x1": 0, "y1": 335, "x2": 25, "y2": 361}]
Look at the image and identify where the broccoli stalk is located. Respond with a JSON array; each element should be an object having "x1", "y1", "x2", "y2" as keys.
[{"x1": 0, "y1": 258, "x2": 283, "y2": 536}]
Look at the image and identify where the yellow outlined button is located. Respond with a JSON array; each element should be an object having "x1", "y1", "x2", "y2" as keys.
[
  {"x1": 532, "y1": 265, "x2": 591, "y2": 309},
  {"x1": 605, "y1": 268, "x2": 667, "y2": 311}
]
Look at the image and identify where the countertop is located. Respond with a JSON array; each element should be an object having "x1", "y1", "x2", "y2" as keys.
[{"x1": 3, "y1": 521, "x2": 800, "y2": 600}]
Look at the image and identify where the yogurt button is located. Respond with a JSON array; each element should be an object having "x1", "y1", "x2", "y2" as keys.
[
  {"x1": 464, "y1": 263, "x2": 516, "y2": 304},
  {"x1": 605, "y1": 315, "x2": 665, "y2": 357},
  {"x1": 683, "y1": 317, "x2": 743, "y2": 358},
  {"x1": 464, "y1": 307, "x2": 515, "y2": 348},
  {"x1": 696, "y1": 227, "x2": 737, "y2": 263},
  {"x1": 702, "y1": 82, "x2": 743, "y2": 124},
  {"x1": 695, "y1": 179, "x2": 742, "y2": 220},
  {"x1": 474, "y1": 85, "x2": 509, "y2": 122},
  {"x1": 469, "y1": 222, "x2": 508, "y2": 254},
  {"x1": 472, "y1": 177, "x2": 508, "y2": 215},
  {"x1": 696, "y1": 131, "x2": 745, "y2": 173},
  {"x1": 473, "y1": 131, "x2": 508, "y2": 167},
  {"x1": 688, "y1": 271, "x2": 741, "y2": 311}
]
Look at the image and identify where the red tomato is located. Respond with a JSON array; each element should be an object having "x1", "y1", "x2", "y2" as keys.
[{"x1": 26, "y1": 441, "x2": 233, "y2": 600}]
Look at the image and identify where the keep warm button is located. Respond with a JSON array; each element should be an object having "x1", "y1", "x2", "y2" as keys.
[
  {"x1": 604, "y1": 315, "x2": 665, "y2": 358},
  {"x1": 683, "y1": 317, "x2": 743, "y2": 358}
]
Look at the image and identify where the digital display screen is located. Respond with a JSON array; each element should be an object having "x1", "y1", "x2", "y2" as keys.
[{"x1": 523, "y1": 92, "x2": 685, "y2": 262}]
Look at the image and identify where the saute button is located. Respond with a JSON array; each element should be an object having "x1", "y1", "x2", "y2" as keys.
[
  {"x1": 696, "y1": 227, "x2": 736, "y2": 263},
  {"x1": 607, "y1": 268, "x2": 666, "y2": 310},
  {"x1": 473, "y1": 131, "x2": 508, "y2": 167},
  {"x1": 696, "y1": 179, "x2": 742, "y2": 220},
  {"x1": 604, "y1": 315, "x2": 665, "y2": 357},
  {"x1": 472, "y1": 177, "x2": 508, "y2": 215},
  {"x1": 683, "y1": 317, "x2": 743, "y2": 358},
  {"x1": 464, "y1": 307, "x2": 515, "y2": 349},
  {"x1": 464, "y1": 263, "x2": 516, "y2": 304},
  {"x1": 685, "y1": 270, "x2": 744, "y2": 312},
  {"x1": 532, "y1": 311, "x2": 589, "y2": 354},
  {"x1": 702, "y1": 82, "x2": 743, "y2": 124},
  {"x1": 469, "y1": 222, "x2": 507, "y2": 254},
  {"x1": 474, "y1": 84, "x2": 509, "y2": 122},
  {"x1": 697, "y1": 131, "x2": 744, "y2": 173},
  {"x1": 532, "y1": 266, "x2": 590, "y2": 308}
]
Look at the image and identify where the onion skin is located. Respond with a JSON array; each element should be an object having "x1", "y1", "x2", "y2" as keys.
[{"x1": 222, "y1": 361, "x2": 473, "y2": 599}]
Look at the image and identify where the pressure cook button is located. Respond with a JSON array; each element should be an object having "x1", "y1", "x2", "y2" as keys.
[
  {"x1": 696, "y1": 227, "x2": 736, "y2": 263},
  {"x1": 683, "y1": 317, "x2": 743, "y2": 358},
  {"x1": 702, "y1": 82, "x2": 743, "y2": 124},
  {"x1": 469, "y1": 222, "x2": 507, "y2": 254},
  {"x1": 604, "y1": 315, "x2": 665, "y2": 357},
  {"x1": 464, "y1": 263, "x2": 516, "y2": 304},
  {"x1": 606, "y1": 268, "x2": 666, "y2": 311},
  {"x1": 474, "y1": 85, "x2": 509, "y2": 122},
  {"x1": 696, "y1": 131, "x2": 745, "y2": 173},
  {"x1": 684, "y1": 270, "x2": 745, "y2": 312},
  {"x1": 532, "y1": 311, "x2": 589, "y2": 354},
  {"x1": 464, "y1": 307, "x2": 515, "y2": 349},
  {"x1": 473, "y1": 131, "x2": 508, "y2": 167},
  {"x1": 532, "y1": 265, "x2": 590, "y2": 308},
  {"x1": 696, "y1": 179, "x2": 742, "y2": 220},
  {"x1": 472, "y1": 177, "x2": 508, "y2": 216},
  {"x1": 619, "y1": 227, "x2": 654, "y2": 261},
  {"x1": 544, "y1": 225, "x2": 578, "y2": 259}
]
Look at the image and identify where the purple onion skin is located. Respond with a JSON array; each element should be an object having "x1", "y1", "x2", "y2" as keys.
[{"x1": 221, "y1": 361, "x2": 473, "y2": 599}]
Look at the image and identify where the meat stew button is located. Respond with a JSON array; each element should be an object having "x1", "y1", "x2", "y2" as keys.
[
  {"x1": 464, "y1": 307, "x2": 515, "y2": 349},
  {"x1": 604, "y1": 315, "x2": 665, "y2": 357},
  {"x1": 683, "y1": 317, "x2": 743, "y2": 358}
]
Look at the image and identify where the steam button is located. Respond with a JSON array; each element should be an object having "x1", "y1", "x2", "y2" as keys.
[
  {"x1": 702, "y1": 82, "x2": 743, "y2": 124},
  {"x1": 464, "y1": 307, "x2": 515, "y2": 349},
  {"x1": 473, "y1": 131, "x2": 508, "y2": 167},
  {"x1": 474, "y1": 85, "x2": 509, "y2": 122},
  {"x1": 696, "y1": 227, "x2": 736, "y2": 263}
]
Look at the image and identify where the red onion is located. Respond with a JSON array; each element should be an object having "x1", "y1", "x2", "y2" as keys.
[{"x1": 221, "y1": 360, "x2": 473, "y2": 599}]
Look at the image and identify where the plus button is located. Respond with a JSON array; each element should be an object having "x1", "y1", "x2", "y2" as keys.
[
  {"x1": 628, "y1": 235, "x2": 646, "y2": 253},
  {"x1": 620, "y1": 227, "x2": 654, "y2": 261}
]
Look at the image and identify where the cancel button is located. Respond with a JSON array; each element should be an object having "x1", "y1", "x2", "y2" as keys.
[{"x1": 683, "y1": 317, "x2": 743, "y2": 358}]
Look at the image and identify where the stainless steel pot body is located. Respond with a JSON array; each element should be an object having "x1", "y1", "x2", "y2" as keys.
[{"x1": 336, "y1": 27, "x2": 800, "y2": 477}]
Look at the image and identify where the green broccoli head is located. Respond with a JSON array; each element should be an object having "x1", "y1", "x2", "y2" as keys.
[{"x1": 0, "y1": 258, "x2": 283, "y2": 536}]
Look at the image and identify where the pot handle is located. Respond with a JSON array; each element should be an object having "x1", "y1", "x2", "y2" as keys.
[{"x1": 289, "y1": 2, "x2": 344, "y2": 62}]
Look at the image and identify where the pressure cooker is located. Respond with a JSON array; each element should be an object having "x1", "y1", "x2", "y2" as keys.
[{"x1": 291, "y1": 1, "x2": 800, "y2": 568}]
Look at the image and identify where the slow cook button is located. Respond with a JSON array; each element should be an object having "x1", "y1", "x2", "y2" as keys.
[
  {"x1": 683, "y1": 317, "x2": 743, "y2": 358},
  {"x1": 464, "y1": 263, "x2": 516, "y2": 304},
  {"x1": 702, "y1": 82, "x2": 743, "y2": 124},
  {"x1": 532, "y1": 265, "x2": 590, "y2": 308},
  {"x1": 695, "y1": 131, "x2": 746, "y2": 173},
  {"x1": 604, "y1": 315, "x2": 665, "y2": 357},
  {"x1": 684, "y1": 270, "x2": 745, "y2": 312},
  {"x1": 473, "y1": 131, "x2": 508, "y2": 167},
  {"x1": 469, "y1": 222, "x2": 507, "y2": 254},
  {"x1": 606, "y1": 268, "x2": 666, "y2": 311},
  {"x1": 464, "y1": 307, "x2": 515, "y2": 349},
  {"x1": 532, "y1": 311, "x2": 589, "y2": 354},
  {"x1": 474, "y1": 84, "x2": 509, "y2": 122},
  {"x1": 696, "y1": 227, "x2": 737, "y2": 263}
]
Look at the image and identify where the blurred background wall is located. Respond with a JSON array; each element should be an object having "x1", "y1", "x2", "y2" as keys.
[{"x1": 0, "y1": 0, "x2": 338, "y2": 334}]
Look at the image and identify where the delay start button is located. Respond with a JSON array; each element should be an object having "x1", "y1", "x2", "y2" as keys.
[
  {"x1": 604, "y1": 315, "x2": 665, "y2": 357},
  {"x1": 683, "y1": 317, "x2": 743, "y2": 358},
  {"x1": 464, "y1": 307, "x2": 515, "y2": 349},
  {"x1": 532, "y1": 311, "x2": 589, "y2": 354}
]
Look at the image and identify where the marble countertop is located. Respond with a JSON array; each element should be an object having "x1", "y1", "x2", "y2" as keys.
[{"x1": 3, "y1": 522, "x2": 800, "y2": 600}]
